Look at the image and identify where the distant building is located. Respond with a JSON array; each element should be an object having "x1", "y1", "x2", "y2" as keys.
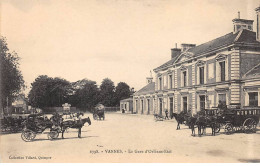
[
  {"x1": 120, "y1": 98, "x2": 133, "y2": 113},
  {"x1": 151, "y1": 8, "x2": 260, "y2": 116},
  {"x1": 11, "y1": 94, "x2": 28, "y2": 114},
  {"x1": 133, "y1": 72, "x2": 155, "y2": 115}
]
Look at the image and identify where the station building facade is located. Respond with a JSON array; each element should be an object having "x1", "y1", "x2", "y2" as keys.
[
  {"x1": 133, "y1": 75, "x2": 155, "y2": 115},
  {"x1": 134, "y1": 7, "x2": 260, "y2": 117}
]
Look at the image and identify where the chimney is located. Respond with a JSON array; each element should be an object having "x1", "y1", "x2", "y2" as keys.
[
  {"x1": 232, "y1": 11, "x2": 254, "y2": 34},
  {"x1": 146, "y1": 70, "x2": 153, "y2": 84},
  {"x1": 256, "y1": 6, "x2": 260, "y2": 41},
  {"x1": 171, "y1": 43, "x2": 181, "y2": 59},
  {"x1": 181, "y1": 43, "x2": 196, "y2": 52}
]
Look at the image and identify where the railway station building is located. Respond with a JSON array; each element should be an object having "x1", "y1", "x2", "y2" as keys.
[
  {"x1": 133, "y1": 74, "x2": 155, "y2": 115},
  {"x1": 134, "y1": 6, "x2": 260, "y2": 117}
]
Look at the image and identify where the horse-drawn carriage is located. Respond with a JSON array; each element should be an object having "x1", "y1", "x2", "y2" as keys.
[
  {"x1": 21, "y1": 113, "x2": 60, "y2": 142},
  {"x1": 171, "y1": 107, "x2": 260, "y2": 136},
  {"x1": 21, "y1": 112, "x2": 91, "y2": 142},
  {"x1": 93, "y1": 109, "x2": 105, "y2": 120},
  {"x1": 93, "y1": 104, "x2": 105, "y2": 120},
  {"x1": 204, "y1": 108, "x2": 260, "y2": 134},
  {"x1": 154, "y1": 114, "x2": 164, "y2": 121}
]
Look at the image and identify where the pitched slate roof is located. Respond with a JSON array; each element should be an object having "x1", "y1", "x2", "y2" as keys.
[
  {"x1": 243, "y1": 63, "x2": 260, "y2": 79},
  {"x1": 134, "y1": 82, "x2": 155, "y2": 96},
  {"x1": 154, "y1": 30, "x2": 260, "y2": 71},
  {"x1": 120, "y1": 97, "x2": 133, "y2": 102}
]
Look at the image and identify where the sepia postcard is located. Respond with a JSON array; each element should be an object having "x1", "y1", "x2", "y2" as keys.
[{"x1": 1, "y1": 0, "x2": 260, "y2": 163}]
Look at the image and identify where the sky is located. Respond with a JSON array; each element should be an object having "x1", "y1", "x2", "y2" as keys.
[{"x1": 1, "y1": 0, "x2": 260, "y2": 94}]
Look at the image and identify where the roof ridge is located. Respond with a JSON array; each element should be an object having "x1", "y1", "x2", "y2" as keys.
[{"x1": 189, "y1": 32, "x2": 234, "y2": 49}]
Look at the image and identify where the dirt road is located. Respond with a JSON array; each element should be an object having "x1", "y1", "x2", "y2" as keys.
[{"x1": 1, "y1": 112, "x2": 260, "y2": 163}]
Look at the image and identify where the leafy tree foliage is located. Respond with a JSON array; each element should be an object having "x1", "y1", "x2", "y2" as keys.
[
  {"x1": 28, "y1": 75, "x2": 71, "y2": 108},
  {"x1": 114, "y1": 82, "x2": 131, "y2": 106},
  {"x1": 0, "y1": 37, "x2": 25, "y2": 109},
  {"x1": 70, "y1": 79, "x2": 100, "y2": 110},
  {"x1": 100, "y1": 78, "x2": 115, "y2": 106}
]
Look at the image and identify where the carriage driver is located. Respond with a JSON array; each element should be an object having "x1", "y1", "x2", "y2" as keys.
[
  {"x1": 77, "y1": 112, "x2": 84, "y2": 124},
  {"x1": 50, "y1": 112, "x2": 61, "y2": 130}
]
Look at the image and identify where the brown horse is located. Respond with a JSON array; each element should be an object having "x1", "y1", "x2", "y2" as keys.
[{"x1": 61, "y1": 117, "x2": 91, "y2": 139}]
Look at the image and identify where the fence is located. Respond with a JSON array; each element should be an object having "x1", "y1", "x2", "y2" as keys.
[{"x1": 104, "y1": 107, "x2": 120, "y2": 112}]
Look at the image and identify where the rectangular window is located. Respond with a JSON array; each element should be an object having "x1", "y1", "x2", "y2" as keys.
[
  {"x1": 183, "y1": 71, "x2": 187, "y2": 87},
  {"x1": 136, "y1": 100, "x2": 138, "y2": 113},
  {"x1": 141, "y1": 100, "x2": 144, "y2": 114},
  {"x1": 220, "y1": 61, "x2": 225, "y2": 82},
  {"x1": 200, "y1": 95, "x2": 206, "y2": 111},
  {"x1": 159, "y1": 98, "x2": 163, "y2": 115},
  {"x1": 170, "y1": 97, "x2": 173, "y2": 115},
  {"x1": 199, "y1": 67, "x2": 204, "y2": 84},
  {"x1": 147, "y1": 99, "x2": 150, "y2": 114},
  {"x1": 169, "y1": 75, "x2": 172, "y2": 89},
  {"x1": 249, "y1": 92, "x2": 258, "y2": 107},
  {"x1": 159, "y1": 77, "x2": 162, "y2": 90},
  {"x1": 218, "y1": 94, "x2": 226, "y2": 105},
  {"x1": 183, "y1": 97, "x2": 187, "y2": 112}
]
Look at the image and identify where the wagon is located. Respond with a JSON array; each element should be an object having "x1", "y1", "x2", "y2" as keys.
[
  {"x1": 93, "y1": 109, "x2": 105, "y2": 120},
  {"x1": 21, "y1": 113, "x2": 60, "y2": 142},
  {"x1": 204, "y1": 108, "x2": 260, "y2": 134},
  {"x1": 154, "y1": 114, "x2": 164, "y2": 121}
]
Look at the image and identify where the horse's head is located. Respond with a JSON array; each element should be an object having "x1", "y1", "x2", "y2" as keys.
[
  {"x1": 171, "y1": 113, "x2": 177, "y2": 119},
  {"x1": 82, "y1": 117, "x2": 91, "y2": 126}
]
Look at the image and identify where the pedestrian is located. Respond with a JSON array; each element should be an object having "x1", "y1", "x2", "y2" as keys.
[{"x1": 165, "y1": 109, "x2": 169, "y2": 120}]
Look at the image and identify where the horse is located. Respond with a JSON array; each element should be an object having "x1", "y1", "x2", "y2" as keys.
[
  {"x1": 60, "y1": 117, "x2": 91, "y2": 139},
  {"x1": 190, "y1": 113, "x2": 218, "y2": 137},
  {"x1": 171, "y1": 112, "x2": 186, "y2": 130}
]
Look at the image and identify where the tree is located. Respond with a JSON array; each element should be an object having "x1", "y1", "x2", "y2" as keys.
[
  {"x1": 100, "y1": 78, "x2": 115, "y2": 106},
  {"x1": 0, "y1": 37, "x2": 25, "y2": 110},
  {"x1": 28, "y1": 75, "x2": 71, "y2": 108},
  {"x1": 114, "y1": 82, "x2": 131, "y2": 106},
  {"x1": 71, "y1": 79, "x2": 100, "y2": 110}
]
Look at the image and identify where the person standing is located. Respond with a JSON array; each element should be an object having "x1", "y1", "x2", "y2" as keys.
[{"x1": 165, "y1": 109, "x2": 169, "y2": 120}]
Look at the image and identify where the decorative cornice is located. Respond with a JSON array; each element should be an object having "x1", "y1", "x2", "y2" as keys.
[
  {"x1": 216, "y1": 54, "x2": 228, "y2": 61},
  {"x1": 180, "y1": 65, "x2": 187, "y2": 71},
  {"x1": 167, "y1": 69, "x2": 173, "y2": 74},
  {"x1": 196, "y1": 60, "x2": 206, "y2": 66}
]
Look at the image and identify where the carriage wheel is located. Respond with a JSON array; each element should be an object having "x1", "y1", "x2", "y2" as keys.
[
  {"x1": 21, "y1": 129, "x2": 36, "y2": 142},
  {"x1": 93, "y1": 114, "x2": 98, "y2": 120},
  {"x1": 224, "y1": 123, "x2": 234, "y2": 135},
  {"x1": 215, "y1": 124, "x2": 221, "y2": 133},
  {"x1": 47, "y1": 131, "x2": 59, "y2": 140},
  {"x1": 243, "y1": 118, "x2": 257, "y2": 133}
]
